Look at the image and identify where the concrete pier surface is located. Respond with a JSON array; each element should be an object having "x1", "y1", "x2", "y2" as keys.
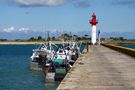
[{"x1": 57, "y1": 45, "x2": 135, "y2": 90}]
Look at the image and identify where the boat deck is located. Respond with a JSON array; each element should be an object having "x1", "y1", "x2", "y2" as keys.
[{"x1": 57, "y1": 45, "x2": 135, "y2": 90}]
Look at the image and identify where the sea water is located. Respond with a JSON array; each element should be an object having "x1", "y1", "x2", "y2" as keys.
[
  {"x1": 118, "y1": 44, "x2": 135, "y2": 49},
  {"x1": 0, "y1": 45, "x2": 59, "y2": 90}
]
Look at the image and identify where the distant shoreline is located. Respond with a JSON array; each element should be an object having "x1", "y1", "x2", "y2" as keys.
[
  {"x1": 0, "y1": 41, "x2": 39, "y2": 45},
  {"x1": 0, "y1": 40, "x2": 135, "y2": 45},
  {"x1": 0, "y1": 41, "x2": 60, "y2": 45}
]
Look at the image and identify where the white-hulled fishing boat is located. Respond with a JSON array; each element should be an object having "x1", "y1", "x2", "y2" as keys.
[
  {"x1": 30, "y1": 40, "x2": 84, "y2": 81},
  {"x1": 30, "y1": 41, "x2": 57, "y2": 70}
]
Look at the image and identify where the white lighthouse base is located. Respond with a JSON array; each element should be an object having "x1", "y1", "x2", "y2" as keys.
[{"x1": 91, "y1": 25, "x2": 96, "y2": 45}]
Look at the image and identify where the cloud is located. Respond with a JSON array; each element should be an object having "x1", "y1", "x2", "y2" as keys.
[
  {"x1": 19, "y1": 27, "x2": 29, "y2": 33},
  {"x1": 14, "y1": 0, "x2": 67, "y2": 7},
  {"x1": 3, "y1": 26, "x2": 30, "y2": 33},
  {"x1": 3, "y1": 26, "x2": 15, "y2": 33},
  {"x1": 112, "y1": 0, "x2": 135, "y2": 8},
  {"x1": 6, "y1": 0, "x2": 91, "y2": 8},
  {"x1": 73, "y1": 0, "x2": 90, "y2": 8}
]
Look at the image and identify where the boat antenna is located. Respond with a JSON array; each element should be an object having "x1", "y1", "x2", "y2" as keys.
[
  {"x1": 70, "y1": 32, "x2": 73, "y2": 41},
  {"x1": 47, "y1": 31, "x2": 50, "y2": 41}
]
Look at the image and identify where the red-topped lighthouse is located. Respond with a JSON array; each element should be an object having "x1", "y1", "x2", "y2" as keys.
[{"x1": 89, "y1": 13, "x2": 98, "y2": 45}]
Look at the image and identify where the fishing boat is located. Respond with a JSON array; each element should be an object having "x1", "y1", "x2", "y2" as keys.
[
  {"x1": 44, "y1": 41, "x2": 82, "y2": 81},
  {"x1": 30, "y1": 41, "x2": 57, "y2": 70},
  {"x1": 30, "y1": 40, "x2": 84, "y2": 81}
]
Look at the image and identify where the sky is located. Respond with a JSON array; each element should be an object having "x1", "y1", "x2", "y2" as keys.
[{"x1": 0, "y1": 0, "x2": 135, "y2": 39}]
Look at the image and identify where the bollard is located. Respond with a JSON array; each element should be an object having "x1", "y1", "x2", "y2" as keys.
[{"x1": 87, "y1": 42, "x2": 89, "y2": 52}]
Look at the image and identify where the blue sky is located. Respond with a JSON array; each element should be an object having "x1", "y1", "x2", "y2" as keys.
[{"x1": 0, "y1": 0, "x2": 135, "y2": 39}]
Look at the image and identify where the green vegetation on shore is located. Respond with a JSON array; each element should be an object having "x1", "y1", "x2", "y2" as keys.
[
  {"x1": 0, "y1": 33, "x2": 90, "y2": 42},
  {"x1": 0, "y1": 33, "x2": 135, "y2": 44}
]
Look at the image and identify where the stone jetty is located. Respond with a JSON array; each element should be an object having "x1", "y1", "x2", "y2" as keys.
[{"x1": 57, "y1": 45, "x2": 135, "y2": 90}]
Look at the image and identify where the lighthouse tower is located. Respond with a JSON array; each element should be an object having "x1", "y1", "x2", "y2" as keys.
[{"x1": 89, "y1": 13, "x2": 98, "y2": 45}]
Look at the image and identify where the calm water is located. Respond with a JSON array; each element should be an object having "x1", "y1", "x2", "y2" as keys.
[
  {"x1": 118, "y1": 44, "x2": 135, "y2": 49},
  {"x1": 0, "y1": 45, "x2": 59, "y2": 90}
]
